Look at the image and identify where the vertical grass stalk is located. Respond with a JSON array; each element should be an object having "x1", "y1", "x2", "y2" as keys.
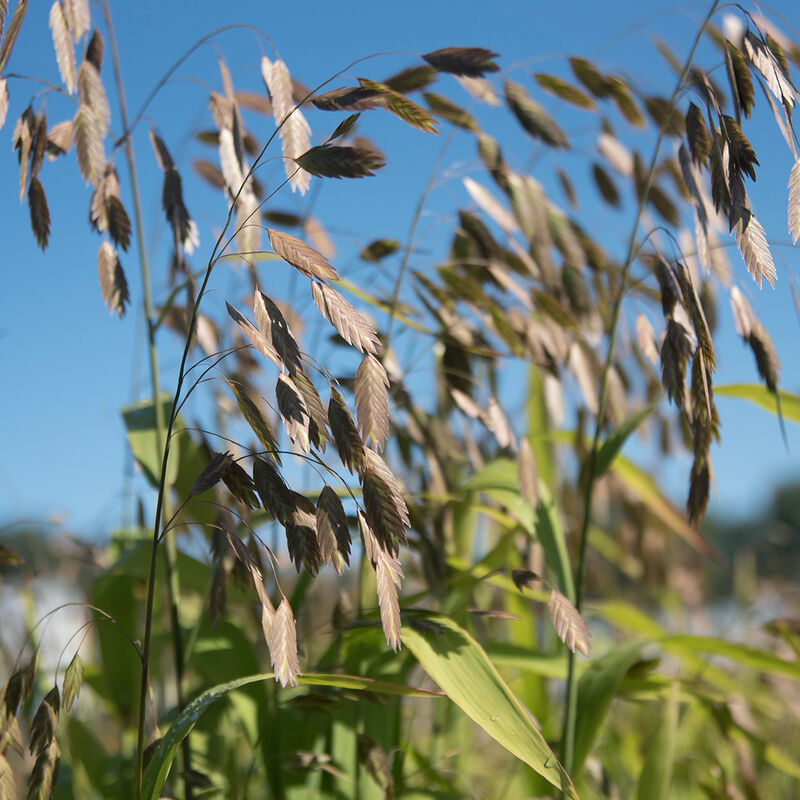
[
  {"x1": 101, "y1": 4, "x2": 194, "y2": 798},
  {"x1": 558, "y1": 0, "x2": 720, "y2": 781}
]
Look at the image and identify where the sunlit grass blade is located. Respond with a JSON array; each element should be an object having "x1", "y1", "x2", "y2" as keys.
[{"x1": 402, "y1": 614, "x2": 579, "y2": 798}]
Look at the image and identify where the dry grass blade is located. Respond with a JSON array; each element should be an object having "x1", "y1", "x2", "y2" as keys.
[
  {"x1": 424, "y1": 91, "x2": 477, "y2": 131},
  {"x1": 47, "y1": 119, "x2": 72, "y2": 154},
  {"x1": 62, "y1": 0, "x2": 88, "y2": 41},
  {"x1": 534, "y1": 73, "x2": 595, "y2": 109},
  {"x1": 97, "y1": 240, "x2": 129, "y2": 317},
  {"x1": 463, "y1": 177, "x2": 518, "y2": 233},
  {"x1": 486, "y1": 396, "x2": 515, "y2": 450},
  {"x1": 148, "y1": 129, "x2": 174, "y2": 171},
  {"x1": 276, "y1": 373, "x2": 311, "y2": 453},
  {"x1": 28, "y1": 176, "x2": 50, "y2": 250},
  {"x1": 597, "y1": 131, "x2": 632, "y2": 176},
  {"x1": 568, "y1": 341, "x2": 598, "y2": 414},
  {"x1": 221, "y1": 461, "x2": 259, "y2": 509},
  {"x1": 358, "y1": 78, "x2": 439, "y2": 134},
  {"x1": 548, "y1": 589, "x2": 592, "y2": 657},
  {"x1": 253, "y1": 457, "x2": 294, "y2": 523},
  {"x1": 286, "y1": 492, "x2": 321, "y2": 575},
  {"x1": 354, "y1": 353, "x2": 390, "y2": 451},
  {"x1": 422, "y1": 47, "x2": 500, "y2": 77},
  {"x1": 49, "y1": 2, "x2": 76, "y2": 95},
  {"x1": 268, "y1": 598, "x2": 300, "y2": 687},
  {"x1": 268, "y1": 228, "x2": 338, "y2": 282},
  {"x1": 225, "y1": 301, "x2": 280, "y2": 367},
  {"x1": 77, "y1": 61, "x2": 109, "y2": 133},
  {"x1": 362, "y1": 448, "x2": 409, "y2": 553},
  {"x1": 734, "y1": 207, "x2": 776, "y2": 289},
  {"x1": 261, "y1": 56, "x2": 311, "y2": 194},
  {"x1": 504, "y1": 79, "x2": 568, "y2": 148},
  {"x1": 304, "y1": 216, "x2": 336, "y2": 259},
  {"x1": 729, "y1": 286, "x2": 754, "y2": 338},
  {"x1": 748, "y1": 322, "x2": 780, "y2": 393},
  {"x1": 193, "y1": 158, "x2": 225, "y2": 189},
  {"x1": 0, "y1": 78, "x2": 8, "y2": 130},
  {"x1": 312, "y1": 86, "x2": 385, "y2": 111},
  {"x1": 375, "y1": 541, "x2": 404, "y2": 651},
  {"x1": 189, "y1": 452, "x2": 233, "y2": 497},
  {"x1": 254, "y1": 290, "x2": 301, "y2": 375},
  {"x1": 311, "y1": 281, "x2": 380, "y2": 354},
  {"x1": 30, "y1": 687, "x2": 60, "y2": 756},
  {"x1": 316, "y1": 485, "x2": 350, "y2": 571},
  {"x1": 456, "y1": 75, "x2": 500, "y2": 106},
  {"x1": 788, "y1": 160, "x2": 800, "y2": 243},
  {"x1": 636, "y1": 313, "x2": 659, "y2": 365},
  {"x1": 295, "y1": 143, "x2": 386, "y2": 179},
  {"x1": 61, "y1": 653, "x2": 83, "y2": 714},
  {"x1": 382, "y1": 64, "x2": 437, "y2": 93},
  {"x1": 685, "y1": 102, "x2": 711, "y2": 166},
  {"x1": 73, "y1": 103, "x2": 104, "y2": 185},
  {"x1": 744, "y1": 32, "x2": 797, "y2": 108},
  {"x1": 517, "y1": 438, "x2": 539, "y2": 508},
  {"x1": 328, "y1": 387, "x2": 365, "y2": 475},
  {"x1": 229, "y1": 382, "x2": 280, "y2": 459},
  {"x1": 0, "y1": 0, "x2": 28, "y2": 73},
  {"x1": 291, "y1": 370, "x2": 330, "y2": 452},
  {"x1": 569, "y1": 57, "x2": 613, "y2": 98},
  {"x1": 27, "y1": 741, "x2": 60, "y2": 800}
]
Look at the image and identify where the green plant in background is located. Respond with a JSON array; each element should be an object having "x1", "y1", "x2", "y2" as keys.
[{"x1": 1, "y1": 0, "x2": 800, "y2": 798}]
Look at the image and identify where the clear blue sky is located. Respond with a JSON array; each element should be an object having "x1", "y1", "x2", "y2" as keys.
[{"x1": 1, "y1": 0, "x2": 798, "y2": 539}]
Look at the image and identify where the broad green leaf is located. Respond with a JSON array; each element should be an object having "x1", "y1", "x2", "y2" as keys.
[
  {"x1": 611, "y1": 456, "x2": 719, "y2": 559},
  {"x1": 635, "y1": 682, "x2": 678, "y2": 800},
  {"x1": 574, "y1": 642, "x2": 645, "y2": 773},
  {"x1": 121, "y1": 394, "x2": 178, "y2": 487},
  {"x1": 716, "y1": 383, "x2": 800, "y2": 424},
  {"x1": 593, "y1": 404, "x2": 657, "y2": 477},
  {"x1": 402, "y1": 614, "x2": 579, "y2": 798},
  {"x1": 142, "y1": 671, "x2": 440, "y2": 800}
]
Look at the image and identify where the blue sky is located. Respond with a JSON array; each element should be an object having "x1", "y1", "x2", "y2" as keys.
[{"x1": 1, "y1": 0, "x2": 799, "y2": 539}]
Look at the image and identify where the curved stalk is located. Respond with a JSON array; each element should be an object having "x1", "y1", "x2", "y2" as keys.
[{"x1": 558, "y1": 0, "x2": 720, "y2": 783}]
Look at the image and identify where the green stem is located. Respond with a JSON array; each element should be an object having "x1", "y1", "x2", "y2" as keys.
[
  {"x1": 102, "y1": 5, "x2": 193, "y2": 799},
  {"x1": 558, "y1": 0, "x2": 719, "y2": 782}
]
